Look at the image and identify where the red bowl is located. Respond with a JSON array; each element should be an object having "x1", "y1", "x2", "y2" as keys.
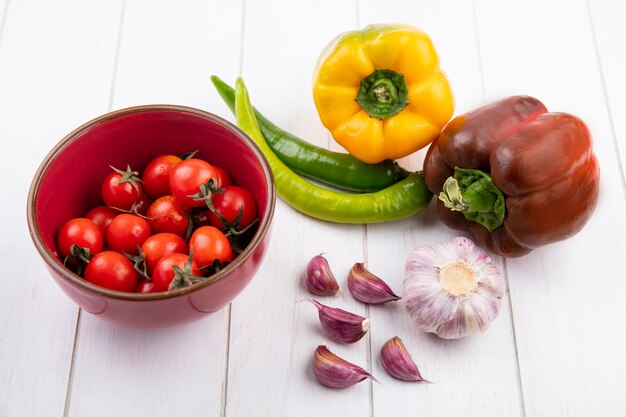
[{"x1": 27, "y1": 105, "x2": 276, "y2": 328}]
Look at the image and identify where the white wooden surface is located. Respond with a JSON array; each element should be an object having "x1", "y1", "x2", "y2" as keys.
[{"x1": 1, "y1": 1, "x2": 625, "y2": 416}]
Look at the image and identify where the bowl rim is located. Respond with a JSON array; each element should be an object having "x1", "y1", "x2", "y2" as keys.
[{"x1": 26, "y1": 104, "x2": 276, "y2": 301}]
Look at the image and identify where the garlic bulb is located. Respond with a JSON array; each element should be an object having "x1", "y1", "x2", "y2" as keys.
[{"x1": 403, "y1": 237, "x2": 504, "y2": 339}]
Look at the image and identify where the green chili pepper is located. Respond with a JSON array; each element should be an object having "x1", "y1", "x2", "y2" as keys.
[
  {"x1": 211, "y1": 75, "x2": 409, "y2": 193},
  {"x1": 233, "y1": 77, "x2": 433, "y2": 224}
]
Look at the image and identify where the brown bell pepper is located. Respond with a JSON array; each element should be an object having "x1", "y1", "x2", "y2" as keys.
[{"x1": 423, "y1": 95, "x2": 600, "y2": 257}]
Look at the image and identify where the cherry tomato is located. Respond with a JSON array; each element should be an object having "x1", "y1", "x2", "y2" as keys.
[
  {"x1": 213, "y1": 165, "x2": 232, "y2": 188},
  {"x1": 101, "y1": 166, "x2": 142, "y2": 210},
  {"x1": 107, "y1": 214, "x2": 151, "y2": 255},
  {"x1": 189, "y1": 226, "x2": 232, "y2": 268},
  {"x1": 208, "y1": 186, "x2": 257, "y2": 229},
  {"x1": 142, "y1": 154, "x2": 183, "y2": 199},
  {"x1": 57, "y1": 218, "x2": 104, "y2": 260},
  {"x1": 146, "y1": 195, "x2": 190, "y2": 238},
  {"x1": 169, "y1": 158, "x2": 218, "y2": 209},
  {"x1": 85, "y1": 251, "x2": 138, "y2": 292},
  {"x1": 133, "y1": 192, "x2": 154, "y2": 216},
  {"x1": 192, "y1": 209, "x2": 212, "y2": 228},
  {"x1": 152, "y1": 253, "x2": 201, "y2": 292},
  {"x1": 135, "y1": 279, "x2": 157, "y2": 293},
  {"x1": 140, "y1": 232, "x2": 189, "y2": 274},
  {"x1": 84, "y1": 206, "x2": 119, "y2": 239}
]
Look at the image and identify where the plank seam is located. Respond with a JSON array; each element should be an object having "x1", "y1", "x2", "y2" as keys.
[
  {"x1": 470, "y1": 0, "x2": 487, "y2": 101},
  {"x1": 472, "y1": 2, "x2": 526, "y2": 416},
  {"x1": 363, "y1": 224, "x2": 374, "y2": 417},
  {"x1": 585, "y1": 0, "x2": 626, "y2": 194},
  {"x1": 365, "y1": 302, "x2": 374, "y2": 417},
  {"x1": 220, "y1": 304, "x2": 232, "y2": 417},
  {"x1": 0, "y1": 0, "x2": 10, "y2": 51},
  {"x1": 62, "y1": 3, "x2": 125, "y2": 414},
  {"x1": 355, "y1": 6, "x2": 374, "y2": 416},
  {"x1": 280, "y1": 300, "x2": 301, "y2": 417},
  {"x1": 222, "y1": 2, "x2": 246, "y2": 415},
  {"x1": 238, "y1": 0, "x2": 246, "y2": 76},
  {"x1": 62, "y1": 309, "x2": 82, "y2": 417},
  {"x1": 503, "y1": 260, "x2": 528, "y2": 417},
  {"x1": 107, "y1": 0, "x2": 127, "y2": 110}
]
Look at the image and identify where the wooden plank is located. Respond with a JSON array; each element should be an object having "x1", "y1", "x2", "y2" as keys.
[
  {"x1": 67, "y1": 319, "x2": 231, "y2": 417},
  {"x1": 588, "y1": 0, "x2": 626, "y2": 180},
  {"x1": 0, "y1": 0, "x2": 7, "y2": 44},
  {"x1": 0, "y1": 1, "x2": 123, "y2": 416},
  {"x1": 222, "y1": 1, "x2": 374, "y2": 416},
  {"x1": 64, "y1": 1, "x2": 242, "y2": 416},
  {"x1": 109, "y1": 0, "x2": 242, "y2": 111},
  {"x1": 359, "y1": 1, "x2": 524, "y2": 416},
  {"x1": 475, "y1": 1, "x2": 626, "y2": 416}
]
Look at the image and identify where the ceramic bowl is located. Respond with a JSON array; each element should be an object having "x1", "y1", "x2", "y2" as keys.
[{"x1": 27, "y1": 105, "x2": 275, "y2": 328}]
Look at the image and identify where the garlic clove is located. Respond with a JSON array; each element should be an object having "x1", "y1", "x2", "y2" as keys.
[
  {"x1": 313, "y1": 344, "x2": 375, "y2": 388},
  {"x1": 305, "y1": 254, "x2": 341, "y2": 296},
  {"x1": 307, "y1": 299, "x2": 369, "y2": 344},
  {"x1": 347, "y1": 262, "x2": 401, "y2": 304},
  {"x1": 403, "y1": 236, "x2": 504, "y2": 339},
  {"x1": 380, "y1": 336, "x2": 429, "y2": 382}
]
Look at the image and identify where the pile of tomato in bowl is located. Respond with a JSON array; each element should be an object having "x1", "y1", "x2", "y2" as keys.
[
  {"x1": 59, "y1": 152, "x2": 259, "y2": 294},
  {"x1": 27, "y1": 105, "x2": 275, "y2": 328}
]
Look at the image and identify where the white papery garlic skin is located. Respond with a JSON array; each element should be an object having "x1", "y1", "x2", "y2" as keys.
[{"x1": 403, "y1": 237, "x2": 504, "y2": 339}]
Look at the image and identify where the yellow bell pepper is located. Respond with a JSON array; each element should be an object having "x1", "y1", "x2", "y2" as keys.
[{"x1": 312, "y1": 24, "x2": 455, "y2": 164}]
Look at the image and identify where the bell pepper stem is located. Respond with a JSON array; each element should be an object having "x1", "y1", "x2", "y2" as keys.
[
  {"x1": 356, "y1": 69, "x2": 409, "y2": 120},
  {"x1": 439, "y1": 167, "x2": 506, "y2": 232},
  {"x1": 439, "y1": 178, "x2": 469, "y2": 212}
]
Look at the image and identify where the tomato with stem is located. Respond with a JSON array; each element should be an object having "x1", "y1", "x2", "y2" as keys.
[
  {"x1": 57, "y1": 218, "x2": 103, "y2": 263},
  {"x1": 169, "y1": 159, "x2": 219, "y2": 209},
  {"x1": 207, "y1": 186, "x2": 257, "y2": 230},
  {"x1": 85, "y1": 251, "x2": 138, "y2": 292},
  {"x1": 152, "y1": 253, "x2": 202, "y2": 292},
  {"x1": 101, "y1": 165, "x2": 142, "y2": 210},
  {"x1": 189, "y1": 226, "x2": 233, "y2": 269}
]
